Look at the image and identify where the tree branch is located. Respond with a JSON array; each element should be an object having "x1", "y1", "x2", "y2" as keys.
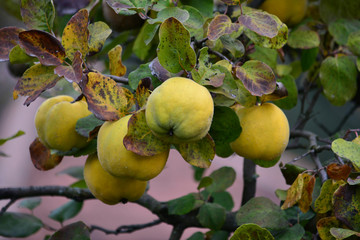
[
  {"x1": 104, "y1": 74, "x2": 129, "y2": 84},
  {"x1": 241, "y1": 158, "x2": 257, "y2": 206},
  {"x1": 90, "y1": 219, "x2": 162, "y2": 235}
]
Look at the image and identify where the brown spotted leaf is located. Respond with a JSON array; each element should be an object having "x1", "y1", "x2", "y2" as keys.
[
  {"x1": 327, "y1": 163, "x2": 352, "y2": 181},
  {"x1": 30, "y1": 138, "x2": 63, "y2": 171},
  {"x1": 317, "y1": 217, "x2": 343, "y2": 240},
  {"x1": 235, "y1": 60, "x2": 276, "y2": 97},
  {"x1": 221, "y1": 0, "x2": 242, "y2": 5},
  {"x1": 333, "y1": 184, "x2": 360, "y2": 232},
  {"x1": 20, "y1": 0, "x2": 55, "y2": 32},
  {"x1": 135, "y1": 78, "x2": 151, "y2": 109},
  {"x1": 0, "y1": 27, "x2": 24, "y2": 61},
  {"x1": 19, "y1": 30, "x2": 66, "y2": 66},
  {"x1": 174, "y1": 134, "x2": 215, "y2": 168},
  {"x1": 207, "y1": 14, "x2": 241, "y2": 41},
  {"x1": 314, "y1": 179, "x2": 345, "y2": 214},
  {"x1": 260, "y1": 82, "x2": 288, "y2": 103},
  {"x1": 108, "y1": 45, "x2": 126, "y2": 77},
  {"x1": 88, "y1": 21, "x2": 112, "y2": 55},
  {"x1": 123, "y1": 110, "x2": 170, "y2": 156},
  {"x1": 238, "y1": 9, "x2": 278, "y2": 38},
  {"x1": 80, "y1": 72, "x2": 135, "y2": 121},
  {"x1": 281, "y1": 173, "x2": 315, "y2": 213},
  {"x1": 13, "y1": 64, "x2": 60, "y2": 106},
  {"x1": 330, "y1": 228, "x2": 360, "y2": 239},
  {"x1": 54, "y1": 51, "x2": 83, "y2": 83},
  {"x1": 62, "y1": 9, "x2": 89, "y2": 60}
]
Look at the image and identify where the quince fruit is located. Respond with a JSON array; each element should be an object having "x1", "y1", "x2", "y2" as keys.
[
  {"x1": 259, "y1": 0, "x2": 308, "y2": 26},
  {"x1": 84, "y1": 153, "x2": 147, "y2": 205},
  {"x1": 35, "y1": 95, "x2": 92, "y2": 151},
  {"x1": 145, "y1": 77, "x2": 214, "y2": 143},
  {"x1": 230, "y1": 103, "x2": 289, "y2": 161},
  {"x1": 97, "y1": 115, "x2": 169, "y2": 181}
]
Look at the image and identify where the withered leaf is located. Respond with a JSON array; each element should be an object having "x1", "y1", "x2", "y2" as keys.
[
  {"x1": 30, "y1": 138, "x2": 63, "y2": 171},
  {"x1": 54, "y1": 51, "x2": 83, "y2": 83},
  {"x1": 80, "y1": 72, "x2": 135, "y2": 121},
  {"x1": 19, "y1": 30, "x2": 66, "y2": 66},
  {"x1": 13, "y1": 64, "x2": 60, "y2": 106},
  {"x1": 135, "y1": 78, "x2": 151, "y2": 109},
  {"x1": 0, "y1": 27, "x2": 24, "y2": 61},
  {"x1": 327, "y1": 163, "x2": 352, "y2": 181},
  {"x1": 260, "y1": 82, "x2": 288, "y2": 103},
  {"x1": 62, "y1": 9, "x2": 89, "y2": 60},
  {"x1": 88, "y1": 21, "x2": 112, "y2": 55},
  {"x1": 123, "y1": 110, "x2": 170, "y2": 156},
  {"x1": 108, "y1": 45, "x2": 126, "y2": 77},
  {"x1": 207, "y1": 14, "x2": 240, "y2": 41},
  {"x1": 235, "y1": 60, "x2": 276, "y2": 97},
  {"x1": 238, "y1": 10, "x2": 278, "y2": 38}
]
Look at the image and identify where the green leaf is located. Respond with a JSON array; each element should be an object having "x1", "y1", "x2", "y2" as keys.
[
  {"x1": 106, "y1": 0, "x2": 152, "y2": 15},
  {"x1": 9, "y1": 45, "x2": 36, "y2": 64},
  {"x1": 333, "y1": 184, "x2": 360, "y2": 232},
  {"x1": 13, "y1": 64, "x2": 60, "y2": 106},
  {"x1": 88, "y1": 21, "x2": 112, "y2": 54},
  {"x1": 248, "y1": 45, "x2": 278, "y2": 70},
  {"x1": 236, "y1": 197, "x2": 289, "y2": 231},
  {"x1": 76, "y1": 114, "x2": 104, "y2": 138},
  {"x1": 273, "y1": 75, "x2": 298, "y2": 110},
  {"x1": 57, "y1": 166, "x2": 84, "y2": 180},
  {"x1": 275, "y1": 224, "x2": 305, "y2": 240},
  {"x1": 314, "y1": 179, "x2": 345, "y2": 214},
  {"x1": 251, "y1": 156, "x2": 281, "y2": 168},
  {"x1": 62, "y1": 9, "x2": 89, "y2": 60},
  {"x1": 123, "y1": 110, "x2": 170, "y2": 156},
  {"x1": 21, "y1": 0, "x2": 55, "y2": 32},
  {"x1": 70, "y1": 180, "x2": 88, "y2": 189},
  {"x1": 328, "y1": 19, "x2": 360, "y2": 45},
  {"x1": 332, "y1": 138, "x2": 360, "y2": 171},
  {"x1": 133, "y1": 22, "x2": 156, "y2": 61},
  {"x1": 49, "y1": 200, "x2": 83, "y2": 224},
  {"x1": 319, "y1": 56, "x2": 357, "y2": 106},
  {"x1": 148, "y1": 7, "x2": 189, "y2": 24},
  {"x1": 180, "y1": 0, "x2": 213, "y2": 18},
  {"x1": 219, "y1": 35, "x2": 245, "y2": 58},
  {"x1": 244, "y1": 13, "x2": 288, "y2": 49},
  {"x1": 288, "y1": 28, "x2": 320, "y2": 49},
  {"x1": 212, "y1": 191, "x2": 234, "y2": 211},
  {"x1": 238, "y1": 8, "x2": 278, "y2": 38},
  {"x1": 157, "y1": 17, "x2": 196, "y2": 73},
  {"x1": 209, "y1": 106, "x2": 241, "y2": 158},
  {"x1": 279, "y1": 163, "x2": 307, "y2": 185},
  {"x1": 197, "y1": 176, "x2": 213, "y2": 190},
  {"x1": 49, "y1": 221, "x2": 90, "y2": 240},
  {"x1": 197, "y1": 203, "x2": 226, "y2": 230},
  {"x1": 187, "y1": 231, "x2": 205, "y2": 240},
  {"x1": 206, "y1": 166, "x2": 236, "y2": 193},
  {"x1": 0, "y1": 130, "x2": 25, "y2": 146},
  {"x1": 235, "y1": 60, "x2": 276, "y2": 97},
  {"x1": 143, "y1": 23, "x2": 160, "y2": 45},
  {"x1": 207, "y1": 14, "x2": 241, "y2": 41},
  {"x1": 167, "y1": 193, "x2": 196, "y2": 215},
  {"x1": 347, "y1": 30, "x2": 360, "y2": 56},
  {"x1": 0, "y1": 212, "x2": 43, "y2": 237},
  {"x1": 230, "y1": 223, "x2": 274, "y2": 240},
  {"x1": 18, "y1": 197, "x2": 42, "y2": 210},
  {"x1": 128, "y1": 62, "x2": 159, "y2": 90},
  {"x1": 181, "y1": 6, "x2": 204, "y2": 40},
  {"x1": 330, "y1": 228, "x2": 360, "y2": 240},
  {"x1": 174, "y1": 134, "x2": 215, "y2": 168},
  {"x1": 301, "y1": 47, "x2": 319, "y2": 71},
  {"x1": 319, "y1": 0, "x2": 360, "y2": 24}
]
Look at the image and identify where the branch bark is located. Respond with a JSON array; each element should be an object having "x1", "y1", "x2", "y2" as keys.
[{"x1": 241, "y1": 158, "x2": 257, "y2": 206}]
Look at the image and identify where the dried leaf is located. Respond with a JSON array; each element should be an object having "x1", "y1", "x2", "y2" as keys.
[
  {"x1": 327, "y1": 163, "x2": 352, "y2": 181},
  {"x1": 123, "y1": 110, "x2": 170, "y2": 156},
  {"x1": 80, "y1": 72, "x2": 135, "y2": 121},
  {"x1": 88, "y1": 21, "x2": 112, "y2": 54},
  {"x1": 235, "y1": 60, "x2": 276, "y2": 97},
  {"x1": 174, "y1": 134, "x2": 215, "y2": 168},
  {"x1": 54, "y1": 51, "x2": 83, "y2": 83},
  {"x1": 281, "y1": 173, "x2": 315, "y2": 213},
  {"x1": 62, "y1": 9, "x2": 89, "y2": 60},
  {"x1": 13, "y1": 64, "x2": 60, "y2": 106},
  {"x1": 238, "y1": 10, "x2": 278, "y2": 38},
  {"x1": 0, "y1": 27, "x2": 24, "y2": 61},
  {"x1": 207, "y1": 14, "x2": 240, "y2": 41},
  {"x1": 19, "y1": 30, "x2": 66, "y2": 66},
  {"x1": 108, "y1": 45, "x2": 126, "y2": 77},
  {"x1": 30, "y1": 138, "x2": 63, "y2": 171}
]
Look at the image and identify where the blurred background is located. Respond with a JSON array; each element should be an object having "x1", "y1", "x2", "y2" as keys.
[{"x1": 1, "y1": 2, "x2": 360, "y2": 239}]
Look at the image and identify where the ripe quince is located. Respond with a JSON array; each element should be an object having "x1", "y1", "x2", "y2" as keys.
[
  {"x1": 259, "y1": 0, "x2": 308, "y2": 26},
  {"x1": 230, "y1": 103, "x2": 289, "y2": 161},
  {"x1": 84, "y1": 154, "x2": 147, "y2": 205},
  {"x1": 145, "y1": 77, "x2": 214, "y2": 144},
  {"x1": 97, "y1": 115, "x2": 169, "y2": 181},
  {"x1": 35, "y1": 95, "x2": 92, "y2": 151}
]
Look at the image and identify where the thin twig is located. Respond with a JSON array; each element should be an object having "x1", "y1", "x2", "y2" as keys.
[
  {"x1": 90, "y1": 219, "x2": 162, "y2": 234},
  {"x1": 312, "y1": 152, "x2": 328, "y2": 183},
  {"x1": 104, "y1": 74, "x2": 129, "y2": 84},
  {"x1": 208, "y1": 49, "x2": 233, "y2": 65},
  {"x1": 0, "y1": 198, "x2": 16, "y2": 215}
]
